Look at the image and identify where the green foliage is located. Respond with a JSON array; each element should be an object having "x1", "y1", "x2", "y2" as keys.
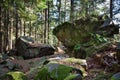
[
  {"x1": 91, "y1": 33, "x2": 107, "y2": 44},
  {"x1": 74, "y1": 44, "x2": 82, "y2": 51},
  {"x1": 73, "y1": 34, "x2": 109, "y2": 57},
  {"x1": 0, "y1": 71, "x2": 27, "y2": 80},
  {"x1": 37, "y1": 2, "x2": 47, "y2": 10},
  {"x1": 1, "y1": 0, "x2": 110, "y2": 46}
]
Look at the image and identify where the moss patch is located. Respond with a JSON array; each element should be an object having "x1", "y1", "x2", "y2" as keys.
[
  {"x1": 0, "y1": 71, "x2": 27, "y2": 80},
  {"x1": 35, "y1": 62, "x2": 83, "y2": 80}
]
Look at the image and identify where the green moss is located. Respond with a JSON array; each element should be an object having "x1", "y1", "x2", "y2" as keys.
[
  {"x1": 34, "y1": 67, "x2": 49, "y2": 80},
  {"x1": 34, "y1": 63, "x2": 82, "y2": 80},
  {"x1": 64, "y1": 74, "x2": 78, "y2": 80},
  {"x1": 53, "y1": 19, "x2": 98, "y2": 47},
  {"x1": 50, "y1": 64, "x2": 73, "y2": 80},
  {"x1": 85, "y1": 42, "x2": 110, "y2": 57},
  {"x1": 53, "y1": 22, "x2": 73, "y2": 36},
  {"x1": 62, "y1": 58, "x2": 86, "y2": 66},
  {"x1": 53, "y1": 16, "x2": 107, "y2": 47},
  {"x1": 0, "y1": 71, "x2": 27, "y2": 80},
  {"x1": 62, "y1": 58, "x2": 86, "y2": 73}
]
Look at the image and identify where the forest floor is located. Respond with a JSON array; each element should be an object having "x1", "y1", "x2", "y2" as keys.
[{"x1": 0, "y1": 44, "x2": 117, "y2": 80}]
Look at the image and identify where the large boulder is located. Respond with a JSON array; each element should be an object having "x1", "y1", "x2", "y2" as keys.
[
  {"x1": 15, "y1": 36, "x2": 55, "y2": 59},
  {"x1": 111, "y1": 72, "x2": 120, "y2": 80},
  {"x1": 53, "y1": 15, "x2": 118, "y2": 47},
  {"x1": 34, "y1": 57, "x2": 87, "y2": 80},
  {"x1": 35, "y1": 62, "x2": 83, "y2": 80},
  {"x1": 53, "y1": 15, "x2": 119, "y2": 58}
]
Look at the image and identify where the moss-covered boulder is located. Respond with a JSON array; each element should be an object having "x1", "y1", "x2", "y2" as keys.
[
  {"x1": 53, "y1": 16, "x2": 105, "y2": 47},
  {"x1": 35, "y1": 62, "x2": 83, "y2": 80},
  {"x1": 111, "y1": 72, "x2": 120, "y2": 80},
  {"x1": 48, "y1": 57, "x2": 87, "y2": 73},
  {"x1": 0, "y1": 71, "x2": 27, "y2": 80},
  {"x1": 35, "y1": 57, "x2": 87, "y2": 80},
  {"x1": 53, "y1": 15, "x2": 117, "y2": 58}
]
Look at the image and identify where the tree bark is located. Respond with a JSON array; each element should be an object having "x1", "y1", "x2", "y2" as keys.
[
  {"x1": 35, "y1": 27, "x2": 37, "y2": 41},
  {"x1": 3, "y1": 9, "x2": 9, "y2": 52},
  {"x1": 64, "y1": 0, "x2": 66, "y2": 21},
  {"x1": 0, "y1": 5, "x2": 1, "y2": 31},
  {"x1": 15, "y1": 2, "x2": 19, "y2": 44},
  {"x1": 110, "y1": 0, "x2": 113, "y2": 18},
  {"x1": 9, "y1": 17, "x2": 13, "y2": 50},
  {"x1": 44, "y1": 9, "x2": 47, "y2": 43},
  {"x1": 47, "y1": 1, "x2": 50, "y2": 44},
  {"x1": 29, "y1": 20, "x2": 32, "y2": 37},
  {"x1": 58, "y1": 0, "x2": 61, "y2": 24},
  {"x1": 20, "y1": 19, "x2": 23, "y2": 36},
  {"x1": 23, "y1": 21, "x2": 26, "y2": 36},
  {"x1": 70, "y1": 0, "x2": 74, "y2": 22},
  {"x1": 0, "y1": 4, "x2": 3, "y2": 53}
]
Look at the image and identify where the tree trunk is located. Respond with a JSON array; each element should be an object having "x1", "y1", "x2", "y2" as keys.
[
  {"x1": 3, "y1": 9, "x2": 9, "y2": 52},
  {"x1": 0, "y1": 5, "x2": 2, "y2": 53},
  {"x1": 15, "y1": 3, "x2": 19, "y2": 44},
  {"x1": 35, "y1": 27, "x2": 37, "y2": 41},
  {"x1": 0, "y1": 3, "x2": 3, "y2": 53},
  {"x1": 29, "y1": 20, "x2": 32, "y2": 37},
  {"x1": 23, "y1": 21, "x2": 26, "y2": 36},
  {"x1": 20, "y1": 19, "x2": 23, "y2": 36},
  {"x1": 85, "y1": 3, "x2": 88, "y2": 16},
  {"x1": 44, "y1": 9, "x2": 47, "y2": 43},
  {"x1": 0, "y1": 5, "x2": 1, "y2": 31},
  {"x1": 0, "y1": 32, "x2": 3, "y2": 53},
  {"x1": 9, "y1": 18, "x2": 13, "y2": 50},
  {"x1": 47, "y1": 1, "x2": 50, "y2": 44},
  {"x1": 15, "y1": 14, "x2": 19, "y2": 44},
  {"x1": 110, "y1": 0, "x2": 113, "y2": 18},
  {"x1": 70, "y1": 0, "x2": 74, "y2": 22},
  {"x1": 58, "y1": 0, "x2": 61, "y2": 24},
  {"x1": 64, "y1": 0, "x2": 66, "y2": 21}
]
